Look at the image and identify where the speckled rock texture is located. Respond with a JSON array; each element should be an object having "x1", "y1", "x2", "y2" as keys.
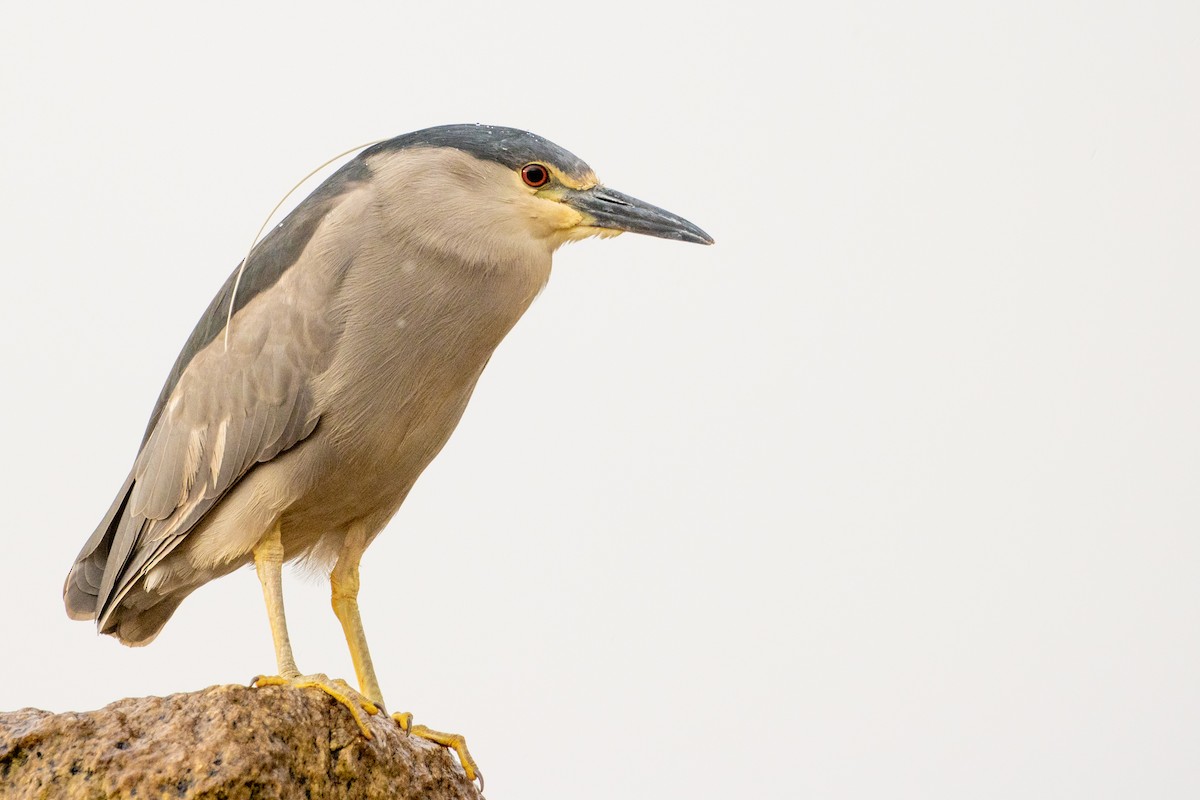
[{"x1": 0, "y1": 683, "x2": 480, "y2": 799}]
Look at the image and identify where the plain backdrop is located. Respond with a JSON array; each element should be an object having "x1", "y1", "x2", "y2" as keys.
[{"x1": 2, "y1": 2, "x2": 1198, "y2": 798}]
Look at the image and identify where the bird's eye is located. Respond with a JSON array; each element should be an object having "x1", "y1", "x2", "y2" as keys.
[{"x1": 521, "y1": 163, "x2": 550, "y2": 188}]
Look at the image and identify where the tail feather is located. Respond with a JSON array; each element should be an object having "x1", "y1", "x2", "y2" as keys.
[
  {"x1": 64, "y1": 473, "x2": 135, "y2": 621},
  {"x1": 106, "y1": 589, "x2": 190, "y2": 646},
  {"x1": 66, "y1": 472, "x2": 212, "y2": 645}
]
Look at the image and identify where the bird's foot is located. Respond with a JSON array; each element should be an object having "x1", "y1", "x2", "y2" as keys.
[
  {"x1": 251, "y1": 673, "x2": 380, "y2": 738},
  {"x1": 393, "y1": 711, "x2": 483, "y2": 791}
]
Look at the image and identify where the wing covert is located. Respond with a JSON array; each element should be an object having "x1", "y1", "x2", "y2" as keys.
[{"x1": 65, "y1": 158, "x2": 372, "y2": 632}]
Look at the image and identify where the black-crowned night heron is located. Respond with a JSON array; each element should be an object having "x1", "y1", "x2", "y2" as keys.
[{"x1": 64, "y1": 124, "x2": 711, "y2": 784}]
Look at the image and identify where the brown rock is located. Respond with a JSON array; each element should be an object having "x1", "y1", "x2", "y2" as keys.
[{"x1": 0, "y1": 684, "x2": 480, "y2": 799}]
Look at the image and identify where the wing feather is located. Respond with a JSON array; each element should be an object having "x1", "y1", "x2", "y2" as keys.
[
  {"x1": 97, "y1": 328, "x2": 325, "y2": 627},
  {"x1": 65, "y1": 160, "x2": 369, "y2": 633}
]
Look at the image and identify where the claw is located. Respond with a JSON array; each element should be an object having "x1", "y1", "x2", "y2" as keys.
[
  {"x1": 392, "y1": 712, "x2": 483, "y2": 791},
  {"x1": 252, "y1": 673, "x2": 379, "y2": 738}
]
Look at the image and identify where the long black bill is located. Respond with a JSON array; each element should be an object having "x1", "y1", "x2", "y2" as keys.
[{"x1": 566, "y1": 187, "x2": 714, "y2": 245}]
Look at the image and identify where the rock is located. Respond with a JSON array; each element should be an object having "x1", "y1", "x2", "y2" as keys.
[{"x1": 0, "y1": 683, "x2": 480, "y2": 799}]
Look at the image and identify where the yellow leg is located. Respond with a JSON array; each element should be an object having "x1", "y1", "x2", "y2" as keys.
[
  {"x1": 253, "y1": 521, "x2": 299, "y2": 678},
  {"x1": 250, "y1": 521, "x2": 379, "y2": 738},
  {"x1": 329, "y1": 527, "x2": 482, "y2": 788},
  {"x1": 331, "y1": 525, "x2": 384, "y2": 706}
]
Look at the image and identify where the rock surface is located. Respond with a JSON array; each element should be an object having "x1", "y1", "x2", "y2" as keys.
[{"x1": 0, "y1": 683, "x2": 480, "y2": 799}]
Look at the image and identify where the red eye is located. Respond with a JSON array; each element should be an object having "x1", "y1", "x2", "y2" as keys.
[{"x1": 521, "y1": 163, "x2": 550, "y2": 187}]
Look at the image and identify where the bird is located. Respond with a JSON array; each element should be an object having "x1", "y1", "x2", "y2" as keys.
[{"x1": 64, "y1": 124, "x2": 712, "y2": 784}]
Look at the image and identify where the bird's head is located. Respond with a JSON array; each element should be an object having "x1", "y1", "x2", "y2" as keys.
[{"x1": 361, "y1": 124, "x2": 713, "y2": 262}]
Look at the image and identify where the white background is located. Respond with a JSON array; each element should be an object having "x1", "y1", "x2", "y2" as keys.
[{"x1": 2, "y1": 2, "x2": 1198, "y2": 798}]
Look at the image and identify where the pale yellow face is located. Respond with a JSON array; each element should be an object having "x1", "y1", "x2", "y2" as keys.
[{"x1": 506, "y1": 162, "x2": 625, "y2": 250}]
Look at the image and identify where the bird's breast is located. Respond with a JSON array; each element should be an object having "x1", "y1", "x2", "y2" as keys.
[{"x1": 303, "y1": 248, "x2": 550, "y2": 511}]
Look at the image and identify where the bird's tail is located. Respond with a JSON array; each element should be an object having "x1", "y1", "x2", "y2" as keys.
[
  {"x1": 64, "y1": 473, "x2": 134, "y2": 623},
  {"x1": 64, "y1": 473, "x2": 191, "y2": 646}
]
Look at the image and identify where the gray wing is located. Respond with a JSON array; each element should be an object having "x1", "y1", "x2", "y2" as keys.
[{"x1": 64, "y1": 156, "x2": 371, "y2": 632}]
